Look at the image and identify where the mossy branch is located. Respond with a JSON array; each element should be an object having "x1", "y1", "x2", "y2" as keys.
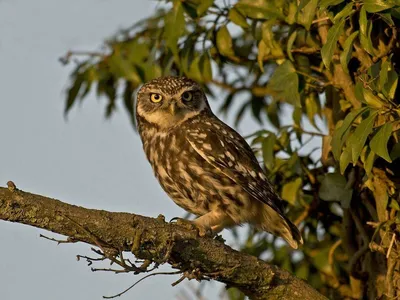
[{"x1": 0, "y1": 185, "x2": 326, "y2": 300}]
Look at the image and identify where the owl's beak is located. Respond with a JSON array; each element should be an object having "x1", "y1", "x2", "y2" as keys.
[{"x1": 169, "y1": 102, "x2": 176, "y2": 115}]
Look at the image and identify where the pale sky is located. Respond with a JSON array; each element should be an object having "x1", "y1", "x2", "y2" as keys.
[{"x1": 0, "y1": 1, "x2": 264, "y2": 299}]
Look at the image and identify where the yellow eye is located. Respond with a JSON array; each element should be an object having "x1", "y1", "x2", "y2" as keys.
[
  {"x1": 181, "y1": 91, "x2": 193, "y2": 102},
  {"x1": 150, "y1": 93, "x2": 163, "y2": 103}
]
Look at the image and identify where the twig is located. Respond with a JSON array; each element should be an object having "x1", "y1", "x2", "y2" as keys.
[
  {"x1": 296, "y1": 70, "x2": 330, "y2": 87},
  {"x1": 291, "y1": 47, "x2": 320, "y2": 54},
  {"x1": 300, "y1": 129, "x2": 326, "y2": 137},
  {"x1": 172, "y1": 274, "x2": 187, "y2": 287},
  {"x1": 76, "y1": 254, "x2": 107, "y2": 265},
  {"x1": 40, "y1": 234, "x2": 77, "y2": 244},
  {"x1": 211, "y1": 80, "x2": 246, "y2": 93},
  {"x1": 59, "y1": 50, "x2": 105, "y2": 65},
  {"x1": 91, "y1": 268, "x2": 130, "y2": 273},
  {"x1": 103, "y1": 271, "x2": 182, "y2": 299},
  {"x1": 386, "y1": 233, "x2": 396, "y2": 259},
  {"x1": 328, "y1": 239, "x2": 342, "y2": 266},
  {"x1": 312, "y1": 17, "x2": 330, "y2": 24}
]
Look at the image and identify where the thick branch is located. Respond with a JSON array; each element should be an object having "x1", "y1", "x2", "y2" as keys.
[{"x1": 0, "y1": 186, "x2": 326, "y2": 300}]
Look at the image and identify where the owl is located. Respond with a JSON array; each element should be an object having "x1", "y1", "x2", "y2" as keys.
[{"x1": 136, "y1": 76, "x2": 303, "y2": 249}]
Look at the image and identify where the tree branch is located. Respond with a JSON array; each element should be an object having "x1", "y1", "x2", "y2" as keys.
[{"x1": 0, "y1": 185, "x2": 326, "y2": 300}]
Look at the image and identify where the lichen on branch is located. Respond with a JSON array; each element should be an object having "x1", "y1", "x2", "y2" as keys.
[{"x1": 0, "y1": 185, "x2": 325, "y2": 300}]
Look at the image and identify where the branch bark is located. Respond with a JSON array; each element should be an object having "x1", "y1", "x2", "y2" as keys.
[{"x1": 0, "y1": 185, "x2": 326, "y2": 300}]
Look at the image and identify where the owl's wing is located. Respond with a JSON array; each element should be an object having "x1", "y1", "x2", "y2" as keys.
[{"x1": 185, "y1": 120, "x2": 284, "y2": 213}]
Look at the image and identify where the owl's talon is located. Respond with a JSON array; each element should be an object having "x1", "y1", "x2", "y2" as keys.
[
  {"x1": 171, "y1": 218, "x2": 212, "y2": 237},
  {"x1": 214, "y1": 234, "x2": 225, "y2": 243},
  {"x1": 169, "y1": 217, "x2": 181, "y2": 223}
]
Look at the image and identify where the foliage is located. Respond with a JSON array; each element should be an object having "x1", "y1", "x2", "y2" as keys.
[{"x1": 62, "y1": 0, "x2": 400, "y2": 298}]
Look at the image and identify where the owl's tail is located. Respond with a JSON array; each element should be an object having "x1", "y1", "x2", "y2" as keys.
[{"x1": 257, "y1": 204, "x2": 303, "y2": 249}]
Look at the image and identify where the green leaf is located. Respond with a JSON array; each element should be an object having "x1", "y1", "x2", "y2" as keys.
[
  {"x1": 197, "y1": 0, "x2": 214, "y2": 16},
  {"x1": 349, "y1": 111, "x2": 377, "y2": 164},
  {"x1": 287, "y1": 30, "x2": 297, "y2": 61},
  {"x1": 236, "y1": 0, "x2": 284, "y2": 20},
  {"x1": 333, "y1": 2, "x2": 354, "y2": 23},
  {"x1": 187, "y1": 55, "x2": 207, "y2": 82},
  {"x1": 228, "y1": 7, "x2": 249, "y2": 28},
  {"x1": 379, "y1": 60, "x2": 390, "y2": 89},
  {"x1": 219, "y1": 93, "x2": 235, "y2": 115},
  {"x1": 378, "y1": 12, "x2": 394, "y2": 25},
  {"x1": 340, "y1": 31, "x2": 358, "y2": 74},
  {"x1": 65, "y1": 73, "x2": 84, "y2": 115},
  {"x1": 359, "y1": 7, "x2": 374, "y2": 54},
  {"x1": 370, "y1": 123, "x2": 393, "y2": 162},
  {"x1": 383, "y1": 68, "x2": 398, "y2": 100},
  {"x1": 340, "y1": 145, "x2": 352, "y2": 174},
  {"x1": 199, "y1": 54, "x2": 213, "y2": 82},
  {"x1": 319, "y1": 0, "x2": 344, "y2": 9},
  {"x1": 268, "y1": 60, "x2": 301, "y2": 107},
  {"x1": 234, "y1": 100, "x2": 250, "y2": 127},
  {"x1": 109, "y1": 52, "x2": 139, "y2": 82},
  {"x1": 181, "y1": 34, "x2": 197, "y2": 72},
  {"x1": 182, "y1": 1, "x2": 198, "y2": 18},
  {"x1": 390, "y1": 199, "x2": 400, "y2": 211},
  {"x1": 266, "y1": 101, "x2": 280, "y2": 128},
  {"x1": 216, "y1": 25, "x2": 235, "y2": 57},
  {"x1": 393, "y1": 7, "x2": 400, "y2": 19},
  {"x1": 123, "y1": 81, "x2": 136, "y2": 129},
  {"x1": 354, "y1": 81, "x2": 365, "y2": 102},
  {"x1": 286, "y1": 1, "x2": 297, "y2": 24},
  {"x1": 363, "y1": 88, "x2": 384, "y2": 109},
  {"x1": 321, "y1": 18, "x2": 345, "y2": 68},
  {"x1": 359, "y1": 6, "x2": 368, "y2": 34},
  {"x1": 164, "y1": 2, "x2": 185, "y2": 56},
  {"x1": 261, "y1": 21, "x2": 285, "y2": 60},
  {"x1": 278, "y1": 128, "x2": 290, "y2": 149},
  {"x1": 262, "y1": 133, "x2": 276, "y2": 170},
  {"x1": 297, "y1": 0, "x2": 318, "y2": 30},
  {"x1": 299, "y1": 0, "x2": 311, "y2": 10},
  {"x1": 364, "y1": 148, "x2": 375, "y2": 175},
  {"x1": 293, "y1": 106, "x2": 302, "y2": 127},
  {"x1": 331, "y1": 107, "x2": 367, "y2": 160},
  {"x1": 390, "y1": 142, "x2": 400, "y2": 161},
  {"x1": 364, "y1": 0, "x2": 396, "y2": 13},
  {"x1": 295, "y1": 263, "x2": 310, "y2": 280},
  {"x1": 257, "y1": 41, "x2": 268, "y2": 72},
  {"x1": 305, "y1": 93, "x2": 320, "y2": 128},
  {"x1": 319, "y1": 173, "x2": 353, "y2": 208},
  {"x1": 282, "y1": 177, "x2": 302, "y2": 205}
]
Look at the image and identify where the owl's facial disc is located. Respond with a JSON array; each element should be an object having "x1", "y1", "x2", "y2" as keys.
[{"x1": 137, "y1": 87, "x2": 208, "y2": 129}]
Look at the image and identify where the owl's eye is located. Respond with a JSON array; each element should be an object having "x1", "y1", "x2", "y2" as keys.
[
  {"x1": 181, "y1": 91, "x2": 193, "y2": 102},
  {"x1": 150, "y1": 93, "x2": 163, "y2": 103}
]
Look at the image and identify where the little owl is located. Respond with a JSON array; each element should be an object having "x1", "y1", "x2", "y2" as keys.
[{"x1": 136, "y1": 76, "x2": 303, "y2": 249}]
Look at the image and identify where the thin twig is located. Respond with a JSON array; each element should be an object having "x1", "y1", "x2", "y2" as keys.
[
  {"x1": 40, "y1": 234, "x2": 77, "y2": 244},
  {"x1": 103, "y1": 271, "x2": 182, "y2": 299},
  {"x1": 312, "y1": 17, "x2": 330, "y2": 24},
  {"x1": 386, "y1": 233, "x2": 396, "y2": 259}
]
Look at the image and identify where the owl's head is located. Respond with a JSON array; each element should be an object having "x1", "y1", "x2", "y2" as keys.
[{"x1": 136, "y1": 76, "x2": 211, "y2": 129}]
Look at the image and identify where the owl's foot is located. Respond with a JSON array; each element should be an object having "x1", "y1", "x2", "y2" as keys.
[{"x1": 170, "y1": 217, "x2": 213, "y2": 237}]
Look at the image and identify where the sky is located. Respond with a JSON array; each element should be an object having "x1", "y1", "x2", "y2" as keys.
[{"x1": 0, "y1": 1, "x2": 265, "y2": 299}]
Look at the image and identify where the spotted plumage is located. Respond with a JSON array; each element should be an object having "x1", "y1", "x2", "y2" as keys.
[{"x1": 136, "y1": 76, "x2": 303, "y2": 248}]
